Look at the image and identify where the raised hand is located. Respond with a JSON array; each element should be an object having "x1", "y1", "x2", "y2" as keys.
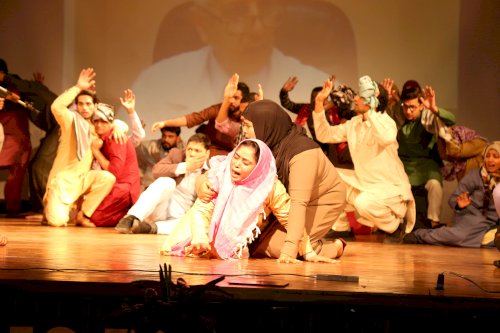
[
  {"x1": 256, "y1": 83, "x2": 263, "y2": 100},
  {"x1": 151, "y1": 121, "x2": 165, "y2": 133},
  {"x1": 224, "y1": 73, "x2": 239, "y2": 99},
  {"x1": 420, "y1": 85, "x2": 438, "y2": 113},
  {"x1": 383, "y1": 78, "x2": 400, "y2": 105},
  {"x1": 33, "y1": 72, "x2": 45, "y2": 83},
  {"x1": 315, "y1": 79, "x2": 333, "y2": 107},
  {"x1": 76, "y1": 68, "x2": 96, "y2": 93},
  {"x1": 120, "y1": 89, "x2": 136, "y2": 114},
  {"x1": 282, "y1": 76, "x2": 298, "y2": 92},
  {"x1": 382, "y1": 78, "x2": 394, "y2": 94}
]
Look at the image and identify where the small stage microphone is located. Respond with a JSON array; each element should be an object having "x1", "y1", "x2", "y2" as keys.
[{"x1": 436, "y1": 272, "x2": 445, "y2": 290}]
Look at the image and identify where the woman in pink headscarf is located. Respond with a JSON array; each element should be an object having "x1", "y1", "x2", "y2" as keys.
[{"x1": 161, "y1": 139, "x2": 285, "y2": 259}]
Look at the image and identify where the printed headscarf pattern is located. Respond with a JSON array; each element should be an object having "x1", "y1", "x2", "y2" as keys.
[
  {"x1": 330, "y1": 83, "x2": 356, "y2": 120},
  {"x1": 243, "y1": 99, "x2": 318, "y2": 189},
  {"x1": 480, "y1": 141, "x2": 500, "y2": 213},
  {"x1": 441, "y1": 126, "x2": 487, "y2": 181},
  {"x1": 207, "y1": 139, "x2": 277, "y2": 259},
  {"x1": 93, "y1": 103, "x2": 115, "y2": 123},
  {"x1": 358, "y1": 75, "x2": 379, "y2": 110}
]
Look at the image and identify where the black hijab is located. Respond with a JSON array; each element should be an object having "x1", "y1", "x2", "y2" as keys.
[{"x1": 243, "y1": 100, "x2": 318, "y2": 189}]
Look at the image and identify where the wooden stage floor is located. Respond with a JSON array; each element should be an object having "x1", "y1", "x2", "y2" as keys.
[{"x1": 1, "y1": 216, "x2": 499, "y2": 332}]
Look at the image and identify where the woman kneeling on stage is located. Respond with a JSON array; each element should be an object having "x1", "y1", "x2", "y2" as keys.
[{"x1": 160, "y1": 139, "x2": 345, "y2": 262}]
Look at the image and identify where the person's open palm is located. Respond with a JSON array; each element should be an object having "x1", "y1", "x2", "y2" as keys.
[
  {"x1": 420, "y1": 85, "x2": 438, "y2": 113},
  {"x1": 76, "y1": 68, "x2": 96, "y2": 93},
  {"x1": 120, "y1": 89, "x2": 136, "y2": 113},
  {"x1": 224, "y1": 73, "x2": 239, "y2": 99},
  {"x1": 456, "y1": 192, "x2": 472, "y2": 209},
  {"x1": 282, "y1": 76, "x2": 298, "y2": 92},
  {"x1": 315, "y1": 79, "x2": 333, "y2": 106}
]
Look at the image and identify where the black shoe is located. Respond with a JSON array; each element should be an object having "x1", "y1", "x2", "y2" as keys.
[
  {"x1": 131, "y1": 220, "x2": 157, "y2": 234},
  {"x1": 403, "y1": 232, "x2": 419, "y2": 244},
  {"x1": 383, "y1": 232, "x2": 406, "y2": 244},
  {"x1": 383, "y1": 219, "x2": 407, "y2": 244},
  {"x1": 325, "y1": 229, "x2": 356, "y2": 241},
  {"x1": 115, "y1": 214, "x2": 140, "y2": 234}
]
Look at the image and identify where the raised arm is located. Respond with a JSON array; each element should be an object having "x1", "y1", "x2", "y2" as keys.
[
  {"x1": 151, "y1": 116, "x2": 187, "y2": 133},
  {"x1": 51, "y1": 68, "x2": 96, "y2": 127},
  {"x1": 421, "y1": 85, "x2": 455, "y2": 124},
  {"x1": 279, "y1": 76, "x2": 304, "y2": 114},
  {"x1": 120, "y1": 89, "x2": 145, "y2": 147},
  {"x1": 312, "y1": 79, "x2": 347, "y2": 144},
  {"x1": 216, "y1": 73, "x2": 239, "y2": 124}
]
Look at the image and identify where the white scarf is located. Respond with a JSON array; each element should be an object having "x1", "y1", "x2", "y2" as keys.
[{"x1": 72, "y1": 111, "x2": 91, "y2": 161}]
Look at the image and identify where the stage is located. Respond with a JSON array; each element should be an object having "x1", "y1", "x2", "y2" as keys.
[{"x1": 1, "y1": 216, "x2": 499, "y2": 332}]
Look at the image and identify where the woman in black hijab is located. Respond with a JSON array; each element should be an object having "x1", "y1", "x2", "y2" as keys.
[{"x1": 242, "y1": 100, "x2": 346, "y2": 263}]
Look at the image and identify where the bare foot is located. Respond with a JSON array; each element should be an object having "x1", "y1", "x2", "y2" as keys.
[
  {"x1": 76, "y1": 210, "x2": 96, "y2": 228},
  {"x1": 0, "y1": 235, "x2": 7, "y2": 246},
  {"x1": 335, "y1": 238, "x2": 347, "y2": 258}
]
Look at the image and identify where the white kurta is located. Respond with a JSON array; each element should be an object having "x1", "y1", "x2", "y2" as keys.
[
  {"x1": 128, "y1": 164, "x2": 205, "y2": 235},
  {"x1": 313, "y1": 109, "x2": 415, "y2": 233}
]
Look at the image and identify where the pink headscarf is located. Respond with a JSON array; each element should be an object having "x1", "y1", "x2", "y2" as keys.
[{"x1": 207, "y1": 139, "x2": 277, "y2": 259}]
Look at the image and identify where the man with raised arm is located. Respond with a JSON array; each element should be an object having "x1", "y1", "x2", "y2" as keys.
[{"x1": 43, "y1": 68, "x2": 117, "y2": 227}]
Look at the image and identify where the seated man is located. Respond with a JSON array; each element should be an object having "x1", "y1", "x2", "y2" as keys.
[
  {"x1": 115, "y1": 133, "x2": 211, "y2": 234},
  {"x1": 85, "y1": 95, "x2": 143, "y2": 227},
  {"x1": 43, "y1": 68, "x2": 118, "y2": 227},
  {"x1": 396, "y1": 80, "x2": 456, "y2": 228},
  {"x1": 313, "y1": 75, "x2": 416, "y2": 243},
  {"x1": 135, "y1": 125, "x2": 184, "y2": 191}
]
